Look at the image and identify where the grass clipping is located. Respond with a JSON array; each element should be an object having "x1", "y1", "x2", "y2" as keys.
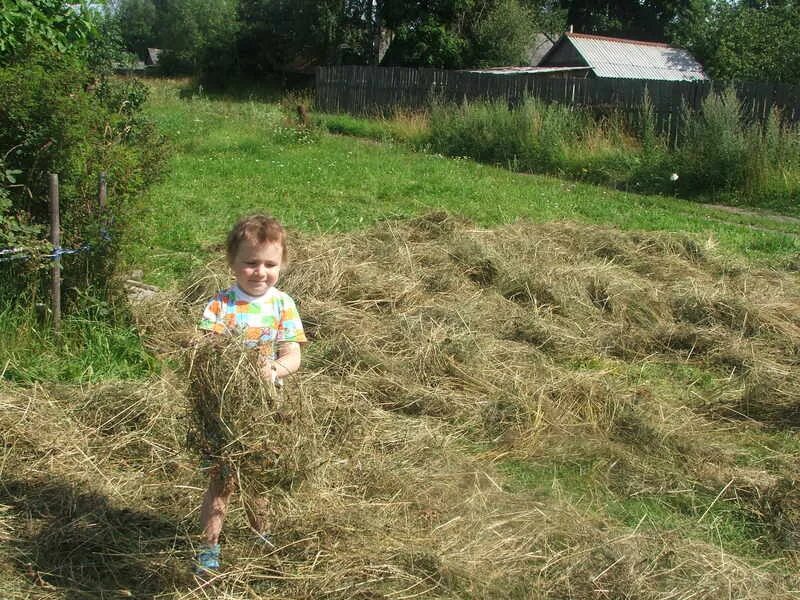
[
  {"x1": 186, "y1": 339, "x2": 313, "y2": 497},
  {"x1": 4, "y1": 213, "x2": 800, "y2": 598}
]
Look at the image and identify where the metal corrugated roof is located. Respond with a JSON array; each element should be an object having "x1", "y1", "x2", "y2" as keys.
[{"x1": 564, "y1": 33, "x2": 707, "y2": 81}]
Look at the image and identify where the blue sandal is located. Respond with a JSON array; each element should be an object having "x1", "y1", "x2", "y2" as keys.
[{"x1": 194, "y1": 543, "x2": 221, "y2": 576}]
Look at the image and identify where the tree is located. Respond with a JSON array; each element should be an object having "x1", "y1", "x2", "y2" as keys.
[
  {"x1": 156, "y1": 0, "x2": 239, "y2": 74},
  {"x1": 108, "y1": 0, "x2": 238, "y2": 74},
  {"x1": 110, "y1": 0, "x2": 158, "y2": 58},
  {"x1": 677, "y1": 1, "x2": 800, "y2": 82},
  {"x1": 557, "y1": 0, "x2": 709, "y2": 42},
  {"x1": 381, "y1": 0, "x2": 561, "y2": 68},
  {"x1": 471, "y1": 0, "x2": 539, "y2": 66},
  {"x1": 0, "y1": 0, "x2": 97, "y2": 60},
  {"x1": 236, "y1": 0, "x2": 340, "y2": 75}
]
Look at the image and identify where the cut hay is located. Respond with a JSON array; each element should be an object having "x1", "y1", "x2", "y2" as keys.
[
  {"x1": 186, "y1": 340, "x2": 316, "y2": 503},
  {"x1": 720, "y1": 365, "x2": 800, "y2": 428},
  {"x1": 3, "y1": 212, "x2": 800, "y2": 598}
]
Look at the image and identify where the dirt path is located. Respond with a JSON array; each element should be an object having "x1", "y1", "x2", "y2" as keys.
[
  {"x1": 700, "y1": 203, "x2": 800, "y2": 238},
  {"x1": 707, "y1": 202, "x2": 800, "y2": 225}
]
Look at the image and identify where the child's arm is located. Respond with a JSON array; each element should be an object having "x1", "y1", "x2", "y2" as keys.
[{"x1": 261, "y1": 341, "x2": 302, "y2": 381}]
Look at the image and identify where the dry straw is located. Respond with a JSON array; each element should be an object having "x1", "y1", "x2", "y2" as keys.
[
  {"x1": 186, "y1": 339, "x2": 316, "y2": 503},
  {"x1": 2, "y1": 212, "x2": 800, "y2": 598}
]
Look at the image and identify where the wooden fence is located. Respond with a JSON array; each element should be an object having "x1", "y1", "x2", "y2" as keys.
[{"x1": 316, "y1": 65, "x2": 800, "y2": 140}]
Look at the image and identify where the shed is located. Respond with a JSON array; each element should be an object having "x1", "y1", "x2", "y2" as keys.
[
  {"x1": 145, "y1": 48, "x2": 162, "y2": 67},
  {"x1": 537, "y1": 33, "x2": 707, "y2": 81}
]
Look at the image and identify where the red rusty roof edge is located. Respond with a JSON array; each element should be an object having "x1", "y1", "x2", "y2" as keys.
[{"x1": 566, "y1": 32, "x2": 674, "y2": 49}]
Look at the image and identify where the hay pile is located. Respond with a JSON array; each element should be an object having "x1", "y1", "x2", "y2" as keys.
[
  {"x1": 3, "y1": 212, "x2": 800, "y2": 598},
  {"x1": 186, "y1": 339, "x2": 315, "y2": 505}
]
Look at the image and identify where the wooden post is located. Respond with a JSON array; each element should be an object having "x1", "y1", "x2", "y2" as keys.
[{"x1": 49, "y1": 173, "x2": 61, "y2": 334}]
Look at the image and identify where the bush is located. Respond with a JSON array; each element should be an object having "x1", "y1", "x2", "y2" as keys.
[
  {"x1": 675, "y1": 87, "x2": 749, "y2": 194},
  {"x1": 0, "y1": 50, "x2": 168, "y2": 301}
]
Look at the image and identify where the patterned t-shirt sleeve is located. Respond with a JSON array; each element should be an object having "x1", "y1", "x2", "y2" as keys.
[
  {"x1": 276, "y1": 294, "x2": 307, "y2": 343},
  {"x1": 199, "y1": 292, "x2": 228, "y2": 334}
]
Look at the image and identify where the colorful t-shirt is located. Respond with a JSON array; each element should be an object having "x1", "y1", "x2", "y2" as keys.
[{"x1": 199, "y1": 285, "x2": 306, "y2": 358}]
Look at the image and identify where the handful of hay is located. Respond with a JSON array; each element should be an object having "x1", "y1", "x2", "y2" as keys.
[{"x1": 186, "y1": 338, "x2": 314, "y2": 498}]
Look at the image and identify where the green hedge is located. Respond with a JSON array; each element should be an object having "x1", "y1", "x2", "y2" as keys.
[{"x1": 0, "y1": 50, "x2": 168, "y2": 300}]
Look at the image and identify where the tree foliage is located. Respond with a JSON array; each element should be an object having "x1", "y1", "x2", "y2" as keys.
[
  {"x1": 557, "y1": 0, "x2": 710, "y2": 42},
  {"x1": 236, "y1": 0, "x2": 340, "y2": 75},
  {"x1": 0, "y1": 0, "x2": 97, "y2": 59},
  {"x1": 381, "y1": 0, "x2": 559, "y2": 68},
  {"x1": 104, "y1": 0, "x2": 800, "y2": 83},
  {"x1": 157, "y1": 0, "x2": 239, "y2": 74},
  {"x1": 677, "y1": 1, "x2": 800, "y2": 83},
  {"x1": 111, "y1": 0, "x2": 157, "y2": 58}
]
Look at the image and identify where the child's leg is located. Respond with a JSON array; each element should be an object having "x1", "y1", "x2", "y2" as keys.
[
  {"x1": 200, "y1": 468, "x2": 236, "y2": 545},
  {"x1": 243, "y1": 493, "x2": 271, "y2": 535}
]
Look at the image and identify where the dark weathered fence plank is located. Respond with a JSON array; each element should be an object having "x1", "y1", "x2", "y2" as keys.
[{"x1": 315, "y1": 66, "x2": 800, "y2": 132}]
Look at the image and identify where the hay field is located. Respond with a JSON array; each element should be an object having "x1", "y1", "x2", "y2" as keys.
[{"x1": 2, "y1": 213, "x2": 800, "y2": 598}]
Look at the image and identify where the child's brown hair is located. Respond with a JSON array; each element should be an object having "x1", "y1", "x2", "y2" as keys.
[{"x1": 226, "y1": 215, "x2": 288, "y2": 264}]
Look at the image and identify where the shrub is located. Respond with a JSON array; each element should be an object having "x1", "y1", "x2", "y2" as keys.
[
  {"x1": 675, "y1": 87, "x2": 749, "y2": 194},
  {"x1": 0, "y1": 50, "x2": 168, "y2": 302}
]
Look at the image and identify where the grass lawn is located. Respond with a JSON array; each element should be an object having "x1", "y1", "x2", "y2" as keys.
[{"x1": 125, "y1": 78, "x2": 800, "y2": 287}]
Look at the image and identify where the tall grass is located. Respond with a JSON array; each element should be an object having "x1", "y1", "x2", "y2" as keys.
[
  {"x1": 428, "y1": 99, "x2": 535, "y2": 168},
  {"x1": 676, "y1": 87, "x2": 750, "y2": 193},
  {"x1": 0, "y1": 294, "x2": 156, "y2": 383},
  {"x1": 357, "y1": 90, "x2": 800, "y2": 215},
  {"x1": 672, "y1": 88, "x2": 800, "y2": 211},
  {"x1": 319, "y1": 109, "x2": 428, "y2": 145},
  {"x1": 427, "y1": 98, "x2": 583, "y2": 173}
]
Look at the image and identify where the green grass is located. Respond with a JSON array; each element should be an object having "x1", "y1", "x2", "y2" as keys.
[
  {"x1": 3, "y1": 78, "x2": 799, "y2": 595},
  {"x1": 0, "y1": 303, "x2": 156, "y2": 383},
  {"x1": 625, "y1": 361, "x2": 723, "y2": 398},
  {"x1": 318, "y1": 99, "x2": 800, "y2": 219},
  {"x1": 500, "y1": 458, "x2": 769, "y2": 559},
  {"x1": 125, "y1": 79, "x2": 800, "y2": 288},
  {"x1": 320, "y1": 113, "x2": 397, "y2": 142}
]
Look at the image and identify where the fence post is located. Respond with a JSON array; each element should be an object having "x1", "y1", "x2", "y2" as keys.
[{"x1": 49, "y1": 173, "x2": 61, "y2": 334}]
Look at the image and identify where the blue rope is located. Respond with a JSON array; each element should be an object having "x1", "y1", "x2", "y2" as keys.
[
  {"x1": 0, "y1": 247, "x2": 29, "y2": 263},
  {"x1": 0, "y1": 240, "x2": 101, "y2": 263},
  {"x1": 49, "y1": 244, "x2": 92, "y2": 259}
]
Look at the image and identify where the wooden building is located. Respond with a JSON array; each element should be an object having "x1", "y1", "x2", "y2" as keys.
[{"x1": 537, "y1": 32, "x2": 707, "y2": 81}]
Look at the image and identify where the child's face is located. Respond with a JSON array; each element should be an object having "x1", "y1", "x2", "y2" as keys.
[{"x1": 230, "y1": 239, "x2": 283, "y2": 296}]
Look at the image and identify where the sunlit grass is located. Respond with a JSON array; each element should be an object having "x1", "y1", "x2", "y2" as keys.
[{"x1": 125, "y1": 79, "x2": 800, "y2": 288}]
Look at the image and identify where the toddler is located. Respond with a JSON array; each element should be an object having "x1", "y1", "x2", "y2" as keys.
[{"x1": 194, "y1": 214, "x2": 306, "y2": 575}]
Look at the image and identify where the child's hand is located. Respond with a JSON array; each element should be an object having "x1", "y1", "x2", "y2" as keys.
[
  {"x1": 193, "y1": 332, "x2": 227, "y2": 350},
  {"x1": 263, "y1": 360, "x2": 279, "y2": 384},
  {"x1": 257, "y1": 356, "x2": 280, "y2": 384},
  {"x1": 258, "y1": 342, "x2": 300, "y2": 383}
]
